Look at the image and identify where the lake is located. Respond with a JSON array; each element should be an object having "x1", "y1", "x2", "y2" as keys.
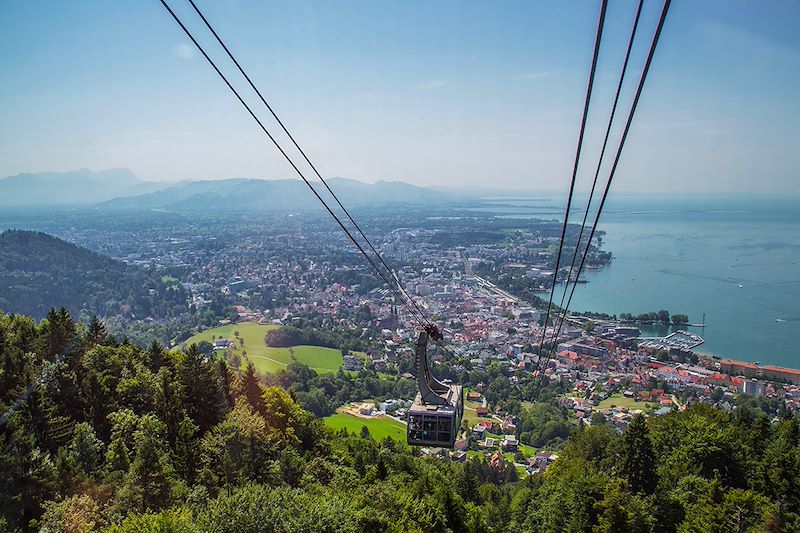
[{"x1": 480, "y1": 194, "x2": 800, "y2": 367}]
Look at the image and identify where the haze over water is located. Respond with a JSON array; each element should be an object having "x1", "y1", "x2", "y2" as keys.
[{"x1": 486, "y1": 195, "x2": 800, "y2": 368}]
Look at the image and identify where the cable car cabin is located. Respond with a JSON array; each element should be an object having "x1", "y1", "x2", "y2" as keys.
[
  {"x1": 407, "y1": 392, "x2": 463, "y2": 447},
  {"x1": 406, "y1": 327, "x2": 464, "y2": 448}
]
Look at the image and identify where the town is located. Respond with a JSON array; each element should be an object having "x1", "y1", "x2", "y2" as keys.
[
  {"x1": 20, "y1": 206, "x2": 799, "y2": 471},
  {"x1": 20, "y1": 205, "x2": 788, "y2": 472}
]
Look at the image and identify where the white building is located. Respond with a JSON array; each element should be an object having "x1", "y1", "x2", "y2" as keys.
[{"x1": 743, "y1": 379, "x2": 764, "y2": 397}]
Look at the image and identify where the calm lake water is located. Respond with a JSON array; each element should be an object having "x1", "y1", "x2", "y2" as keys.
[{"x1": 481, "y1": 195, "x2": 800, "y2": 367}]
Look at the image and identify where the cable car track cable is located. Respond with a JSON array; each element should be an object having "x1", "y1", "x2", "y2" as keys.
[
  {"x1": 175, "y1": 1, "x2": 470, "y2": 368},
  {"x1": 548, "y1": 0, "x2": 644, "y2": 353},
  {"x1": 167, "y1": 0, "x2": 469, "y2": 365},
  {"x1": 183, "y1": 0, "x2": 432, "y2": 327},
  {"x1": 158, "y1": 0, "x2": 431, "y2": 331},
  {"x1": 532, "y1": 0, "x2": 608, "y2": 377},
  {"x1": 543, "y1": 0, "x2": 673, "y2": 377}
]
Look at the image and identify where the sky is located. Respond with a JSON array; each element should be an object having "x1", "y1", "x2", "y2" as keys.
[{"x1": 1, "y1": 0, "x2": 798, "y2": 193}]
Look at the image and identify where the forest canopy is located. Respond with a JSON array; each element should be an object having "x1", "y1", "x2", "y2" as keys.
[{"x1": 1, "y1": 309, "x2": 798, "y2": 532}]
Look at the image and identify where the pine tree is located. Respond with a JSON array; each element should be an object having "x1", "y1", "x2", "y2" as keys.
[
  {"x1": 127, "y1": 415, "x2": 176, "y2": 511},
  {"x1": 147, "y1": 340, "x2": 167, "y2": 372},
  {"x1": 41, "y1": 307, "x2": 76, "y2": 359},
  {"x1": 456, "y1": 459, "x2": 481, "y2": 503},
  {"x1": 173, "y1": 416, "x2": 199, "y2": 485},
  {"x1": 0, "y1": 418, "x2": 59, "y2": 530},
  {"x1": 215, "y1": 358, "x2": 235, "y2": 414},
  {"x1": 242, "y1": 361, "x2": 264, "y2": 415},
  {"x1": 594, "y1": 479, "x2": 654, "y2": 533},
  {"x1": 620, "y1": 414, "x2": 657, "y2": 495},
  {"x1": 68, "y1": 422, "x2": 105, "y2": 477},
  {"x1": 86, "y1": 314, "x2": 107, "y2": 346},
  {"x1": 154, "y1": 368, "x2": 184, "y2": 446},
  {"x1": 179, "y1": 344, "x2": 223, "y2": 433},
  {"x1": 376, "y1": 452, "x2": 388, "y2": 480},
  {"x1": 106, "y1": 436, "x2": 131, "y2": 474}
]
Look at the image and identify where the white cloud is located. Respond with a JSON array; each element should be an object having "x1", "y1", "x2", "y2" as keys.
[
  {"x1": 417, "y1": 80, "x2": 445, "y2": 90},
  {"x1": 173, "y1": 43, "x2": 196, "y2": 60}
]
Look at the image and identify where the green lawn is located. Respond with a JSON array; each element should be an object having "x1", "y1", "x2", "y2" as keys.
[
  {"x1": 182, "y1": 322, "x2": 344, "y2": 374},
  {"x1": 463, "y1": 404, "x2": 494, "y2": 428},
  {"x1": 597, "y1": 393, "x2": 659, "y2": 411},
  {"x1": 519, "y1": 443, "x2": 537, "y2": 456},
  {"x1": 461, "y1": 388, "x2": 495, "y2": 428},
  {"x1": 324, "y1": 412, "x2": 407, "y2": 443}
]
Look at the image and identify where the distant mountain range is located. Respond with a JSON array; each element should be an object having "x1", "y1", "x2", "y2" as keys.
[
  {"x1": 97, "y1": 176, "x2": 458, "y2": 211},
  {"x1": 0, "y1": 168, "x2": 172, "y2": 206},
  {"x1": 0, "y1": 230, "x2": 186, "y2": 320},
  {"x1": 0, "y1": 168, "x2": 463, "y2": 210}
]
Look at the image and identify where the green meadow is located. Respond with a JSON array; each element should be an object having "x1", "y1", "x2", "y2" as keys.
[
  {"x1": 324, "y1": 411, "x2": 407, "y2": 443},
  {"x1": 596, "y1": 393, "x2": 659, "y2": 411},
  {"x1": 182, "y1": 321, "x2": 345, "y2": 374}
]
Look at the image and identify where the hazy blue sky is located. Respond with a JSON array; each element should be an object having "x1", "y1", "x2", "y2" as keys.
[{"x1": 1, "y1": 0, "x2": 798, "y2": 193}]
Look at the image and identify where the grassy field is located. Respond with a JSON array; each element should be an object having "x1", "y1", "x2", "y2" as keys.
[
  {"x1": 462, "y1": 388, "x2": 494, "y2": 428},
  {"x1": 463, "y1": 405, "x2": 495, "y2": 428},
  {"x1": 182, "y1": 322, "x2": 344, "y2": 374},
  {"x1": 518, "y1": 443, "x2": 537, "y2": 456},
  {"x1": 324, "y1": 412, "x2": 407, "y2": 443},
  {"x1": 597, "y1": 393, "x2": 659, "y2": 411}
]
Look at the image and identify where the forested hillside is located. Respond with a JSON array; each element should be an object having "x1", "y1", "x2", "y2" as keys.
[
  {"x1": 0, "y1": 230, "x2": 186, "y2": 320},
  {"x1": 1, "y1": 310, "x2": 798, "y2": 532}
]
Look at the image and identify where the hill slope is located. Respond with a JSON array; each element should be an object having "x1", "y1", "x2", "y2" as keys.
[
  {"x1": 1, "y1": 308, "x2": 793, "y2": 532},
  {"x1": 0, "y1": 168, "x2": 170, "y2": 206},
  {"x1": 0, "y1": 230, "x2": 186, "y2": 319},
  {"x1": 98, "y1": 177, "x2": 456, "y2": 211}
]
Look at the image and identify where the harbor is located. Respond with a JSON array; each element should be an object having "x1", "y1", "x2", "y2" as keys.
[{"x1": 638, "y1": 330, "x2": 705, "y2": 352}]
